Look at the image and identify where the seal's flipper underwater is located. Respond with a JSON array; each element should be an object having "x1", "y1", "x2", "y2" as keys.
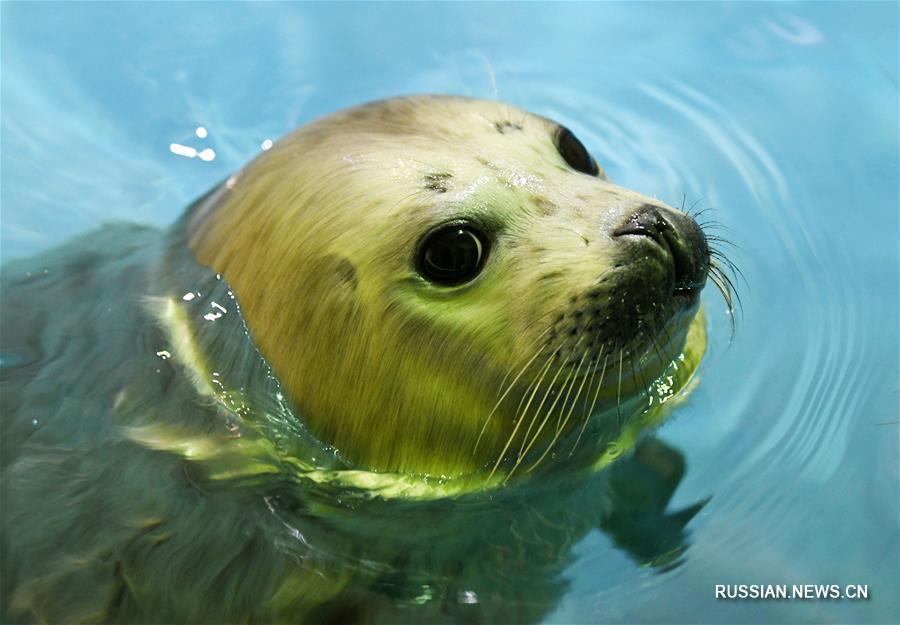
[
  {"x1": 602, "y1": 437, "x2": 708, "y2": 569},
  {"x1": 0, "y1": 95, "x2": 729, "y2": 624}
]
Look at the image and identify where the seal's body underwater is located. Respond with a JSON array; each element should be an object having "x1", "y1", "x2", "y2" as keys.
[{"x1": 1, "y1": 96, "x2": 714, "y2": 623}]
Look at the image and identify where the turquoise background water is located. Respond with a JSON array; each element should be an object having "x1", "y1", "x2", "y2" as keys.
[{"x1": 2, "y1": 2, "x2": 897, "y2": 623}]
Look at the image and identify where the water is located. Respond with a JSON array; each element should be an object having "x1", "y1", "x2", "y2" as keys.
[{"x1": 2, "y1": 2, "x2": 897, "y2": 623}]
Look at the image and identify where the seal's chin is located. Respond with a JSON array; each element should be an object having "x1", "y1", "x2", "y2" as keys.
[
  {"x1": 561, "y1": 301, "x2": 703, "y2": 404},
  {"x1": 618, "y1": 303, "x2": 702, "y2": 389}
]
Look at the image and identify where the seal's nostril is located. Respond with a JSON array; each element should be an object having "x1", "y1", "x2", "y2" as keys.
[{"x1": 612, "y1": 205, "x2": 669, "y2": 246}]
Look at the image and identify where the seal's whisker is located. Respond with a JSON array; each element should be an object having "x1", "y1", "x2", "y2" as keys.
[
  {"x1": 708, "y1": 243, "x2": 737, "y2": 261},
  {"x1": 708, "y1": 268, "x2": 730, "y2": 304},
  {"x1": 691, "y1": 207, "x2": 716, "y2": 220},
  {"x1": 527, "y1": 349, "x2": 593, "y2": 473},
  {"x1": 478, "y1": 53, "x2": 500, "y2": 100},
  {"x1": 501, "y1": 348, "x2": 558, "y2": 442},
  {"x1": 473, "y1": 328, "x2": 551, "y2": 453},
  {"x1": 505, "y1": 337, "x2": 588, "y2": 482},
  {"x1": 515, "y1": 358, "x2": 572, "y2": 461},
  {"x1": 554, "y1": 347, "x2": 591, "y2": 436},
  {"x1": 514, "y1": 350, "x2": 571, "y2": 462},
  {"x1": 487, "y1": 347, "x2": 559, "y2": 481},
  {"x1": 711, "y1": 262, "x2": 741, "y2": 313},
  {"x1": 571, "y1": 352, "x2": 600, "y2": 436},
  {"x1": 553, "y1": 348, "x2": 590, "y2": 435},
  {"x1": 493, "y1": 329, "x2": 540, "y2": 392},
  {"x1": 615, "y1": 350, "x2": 624, "y2": 429},
  {"x1": 648, "y1": 336, "x2": 669, "y2": 389},
  {"x1": 647, "y1": 332, "x2": 676, "y2": 393},
  {"x1": 631, "y1": 348, "x2": 655, "y2": 401},
  {"x1": 473, "y1": 345, "x2": 545, "y2": 453},
  {"x1": 691, "y1": 211, "x2": 743, "y2": 339},
  {"x1": 647, "y1": 324, "x2": 668, "y2": 366},
  {"x1": 704, "y1": 235, "x2": 738, "y2": 250},
  {"x1": 699, "y1": 224, "x2": 730, "y2": 235},
  {"x1": 573, "y1": 350, "x2": 602, "y2": 433},
  {"x1": 685, "y1": 197, "x2": 705, "y2": 216},
  {"x1": 629, "y1": 352, "x2": 641, "y2": 399},
  {"x1": 522, "y1": 366, "x2": 587, "y2": 473},
  {"x1": 702, "y1": 228, "x2": 735, "y2": 240},
  {"x1": 653, "y1": 318, "x2": 677, "y2": 366},
  {"x1": 706, "y1": 239, "x2": 734, "y2": 265},
  {"x1": 708, "y1": 265, "x2": 739, "y2": 339},
  {"x1": 628, "y1": 350, "x2": 655, "y2": 419},
  {"x1": 503, "y1": 352, "x2": 581, "y2": 484},
  {"x1": 493, "y1": 322, "x2": 555, "y2": 398},
  {"x1": 692, "y1": 211, "x2": 720, "y2": 223},
  {"x1": 570, "y1": 349, "x2": 607, "y2": 457},
  {"x1": 709, "y1": 247, "x2": 747, "y2": 291},
  {"x1": 492, "y1": 327, "x2": 551, "y2": 389},
  {"x1": 504, "y1": 373, "x2": 544, "y2": 463},
  {"x1": 710, "y1": 257, "x2": 745, "y2": 308}
]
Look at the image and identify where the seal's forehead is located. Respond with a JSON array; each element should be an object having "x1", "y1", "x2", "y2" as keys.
[{"x1": 312, "y1": 95, "x2": 559, "y2": 142}]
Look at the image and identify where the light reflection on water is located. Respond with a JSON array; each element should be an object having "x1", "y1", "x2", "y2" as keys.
[{"x1": 1, "y1": 2, "x2": 897, "y2": 624}]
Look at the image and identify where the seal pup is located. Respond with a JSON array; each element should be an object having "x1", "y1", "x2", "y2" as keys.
[{"x1": 1, "y1": 95, "x2": 728, "y2": 623}]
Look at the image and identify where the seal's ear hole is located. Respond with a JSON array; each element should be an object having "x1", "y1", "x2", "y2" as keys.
[
  {"x1": 335, "y1": 258, "x2": 358, "y2": 291},
  {"x1": 555, "y1": 126, "x2": 600, "y2": 177},
  {"x1": 416, "y1": 223, "x2": 490, "y2": 286},
  {"x1": 315, "y1": 255, "x2": 358, "y2": 294}
]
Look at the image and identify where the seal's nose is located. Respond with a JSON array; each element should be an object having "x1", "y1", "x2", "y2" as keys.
[{"x1": 613, "y1": 204, "x2": 710, "y2": 297}]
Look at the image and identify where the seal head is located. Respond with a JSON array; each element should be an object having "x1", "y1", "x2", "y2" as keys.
[{"x1": 188, "y1": 96, "x2": 710, "y2": 480}]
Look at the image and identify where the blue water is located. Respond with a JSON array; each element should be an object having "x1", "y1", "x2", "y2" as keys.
[{"x1": 2, "y1": 2, "x2": 897, "y2": 623}]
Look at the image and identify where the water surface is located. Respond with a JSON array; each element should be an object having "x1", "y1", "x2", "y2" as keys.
[{"x1": 2, "y1": 2, "x2": 897, "y2": 623}]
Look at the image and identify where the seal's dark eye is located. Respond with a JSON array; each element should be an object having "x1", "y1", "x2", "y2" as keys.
[
  {"x1": 417, "y1": 225, "x2": 489, "y2": 286},
  {"x1": 555, "y1": 126, "x2": 599, "y2": 176}
]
